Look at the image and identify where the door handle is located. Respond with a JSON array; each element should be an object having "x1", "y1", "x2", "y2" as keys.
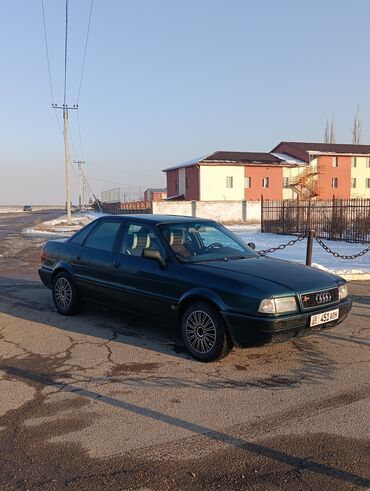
[
  {"x1": 76, "y1": 255, "x2": 82, "y2": 261},
  {"x1": 113, "y1": 260, "x2": 120, "y2": 268}
]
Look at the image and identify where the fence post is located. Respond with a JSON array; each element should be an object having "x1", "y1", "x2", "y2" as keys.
[
  {"x1": 305, "y1": 230, "x2": 315, "y2": 266},
  {"x1": 261, "y1": 194, "x2": 264, "y2": 232},
  {"x1": 191, "y1": 200, "x2": 197, "y2": 217},
  {"x1": 242, "y1": 200, "x2": 247, "y2": 222}
]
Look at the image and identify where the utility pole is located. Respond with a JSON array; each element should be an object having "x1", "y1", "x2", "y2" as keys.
[
  {"x1": 52, "y1": 103, "x2": 78, "y2": 224},
  {"x1": 73, "y1": 160, "x2": 86, "y2": 210},
  {"x1": 80, "y1": 165, "x2": 103, "y2": 213}
]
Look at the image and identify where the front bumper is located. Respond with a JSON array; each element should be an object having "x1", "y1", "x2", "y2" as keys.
[{"x1": 222, "y1": 298, "x2": 352, "y2": 348}]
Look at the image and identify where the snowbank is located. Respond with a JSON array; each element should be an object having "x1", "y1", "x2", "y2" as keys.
[{"x1": 23, "y1": 212, "x2": 103, "y2": 237}]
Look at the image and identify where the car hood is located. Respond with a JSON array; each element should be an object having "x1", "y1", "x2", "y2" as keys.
[{"x1": 191, "y1": 256, "x2": 340, "y2": 294}]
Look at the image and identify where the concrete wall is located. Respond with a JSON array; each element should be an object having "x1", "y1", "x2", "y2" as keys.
[
  {"x1": 152, "y1": 200, "x2": 261, "y2": 223},
  {"x1": 317, "y1": 155, "x2": 351, "y2": 199},
  {"x1": 166, "y1": 169, "x2": 179, "y2": 198},
  {"x1": 200, "y1": 166, "x2": 245, "y2": 201},
  {"x1": 185, "y1": 165, "x2": 200, "y2": 200},
  {"x1": 244, "y1": 166, "x2": 283, "y2": 200},
  {"x1": 350, "y1": 157, "x2": 370, "y2": 198}
]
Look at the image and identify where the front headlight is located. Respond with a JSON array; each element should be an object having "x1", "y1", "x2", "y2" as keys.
[
  {"x1": 258, "y1": 296, "x2": 298, "y2": 314},
  {"x1": 338, "y1": 283, "x2": 348, "y2": 300}
]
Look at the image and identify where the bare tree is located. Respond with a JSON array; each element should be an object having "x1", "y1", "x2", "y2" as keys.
[
  {"x1": 330, "y1": 117, "x2": 336, "y2": 143},
  {"x1": 352, "y1": 105, "x2": 362, "y2": 144},
  {"x1": 324, "y1": 119, "x2": 330, "y2": 143},
  {"x1": 324, "y1": 117, "x2": 336, "y2": 143}
]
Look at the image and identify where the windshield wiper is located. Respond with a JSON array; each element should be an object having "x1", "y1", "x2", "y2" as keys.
[
  {"x1": 227, "y1": 255, "x2": 249, "y2": 260},
  {"x1": 192, "y1": 255, "x2": 250, "y2": 263}
]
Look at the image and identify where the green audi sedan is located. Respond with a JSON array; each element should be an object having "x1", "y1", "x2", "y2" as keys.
[{"x1": 39, "y1": 215, "x2": 352, "y2": 361}]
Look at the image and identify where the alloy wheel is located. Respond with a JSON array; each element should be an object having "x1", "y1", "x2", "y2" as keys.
[
  {"x1": 54, "y1": 277, "x2": 72, "y2": 310},
  {"x1": 185, "y1": 310, "x2": 217, "y2": 354}
]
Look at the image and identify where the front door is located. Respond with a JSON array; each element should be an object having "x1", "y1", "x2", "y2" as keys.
[{"x1": 111, "y1": 222, "x2": 178, "y2": 319}]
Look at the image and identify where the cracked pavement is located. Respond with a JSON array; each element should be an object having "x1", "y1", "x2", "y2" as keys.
[{"x1": 0, "y1": 211, "x2": 369, "y2": 490}]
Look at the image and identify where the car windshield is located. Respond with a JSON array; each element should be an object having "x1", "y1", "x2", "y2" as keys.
[{"x1": 158, "y1": 221, "x2": 258, "y2": 263}]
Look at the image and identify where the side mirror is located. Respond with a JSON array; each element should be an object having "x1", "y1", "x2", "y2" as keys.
[
  {"x1": 247, "y1": 242, "x2": 256, "y2": 250},
  {"x1": 142, "y1": 249, "x2": 166, "y2": 268}
]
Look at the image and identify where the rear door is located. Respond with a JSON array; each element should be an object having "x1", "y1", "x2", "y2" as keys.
[{"x1": 71, "y1": 219, "x2": 123, "y2": 303}]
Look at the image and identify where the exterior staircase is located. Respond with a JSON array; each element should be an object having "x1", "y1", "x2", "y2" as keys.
[{"x1": 288, "y1": 165, "x2": 319, "y2": 199}]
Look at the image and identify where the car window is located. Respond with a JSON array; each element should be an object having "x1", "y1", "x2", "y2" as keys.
[
  {"x1": 84, "y1": 221, "x2": 121, "y2": 252},
  {"x1": 159, "y1": 221, "x2": 257, "y2": 262},
  {"x1": 68, "y1": 220, "x2": 98, "y2": 245},
  {"x1": 121, "y1": 223, "x2": 164, "y2": 257}
]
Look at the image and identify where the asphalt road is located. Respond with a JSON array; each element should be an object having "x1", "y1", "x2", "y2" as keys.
[{"x1": 0, "y1": 211, "x2": 369, "y2": 490}]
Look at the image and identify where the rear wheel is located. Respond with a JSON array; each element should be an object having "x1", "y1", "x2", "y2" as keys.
[
  {"x1": 181, "y1": 302, "x2": 231, "y2": 362},
  {"x1": 52, "y1": 271, "x2": 81, "y2": 315}
]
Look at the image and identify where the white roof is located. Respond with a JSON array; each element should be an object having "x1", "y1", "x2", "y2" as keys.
[
  {"x1": 271, "y1": 153, "x2": 306, "y2": 165},
  {"x1": 162, "y1": 154, "x2": 212, "y2": 172}
]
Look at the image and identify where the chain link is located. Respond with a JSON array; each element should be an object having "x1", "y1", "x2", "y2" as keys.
[
  {"x1": 258, "y1": 235, "x2": 306, "y2": 256},
  {"x1": 314, "y1": 236, "x2": 370, "y2": 260}
]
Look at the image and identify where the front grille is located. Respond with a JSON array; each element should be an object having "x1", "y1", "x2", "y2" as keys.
[{"x1": 300, "y1": 287, "x2": 339, "y2": 309}]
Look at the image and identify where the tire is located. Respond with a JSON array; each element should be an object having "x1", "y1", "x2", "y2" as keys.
[
  {"x1": 181, "y1": 302, "x2": 231, "y2": 362},
  {"x1": 52, "y1": 271, "x2": 81, "y2": 315}
]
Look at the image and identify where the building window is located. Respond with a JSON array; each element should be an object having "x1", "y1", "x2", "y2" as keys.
[
  {"x1": 244, "y1": 177, "x2": 251, "y2": 188},
  {"x1": 367, "y1": 158, "x2": 370, "y2": 168},
  {"x1": 366, "y1": 178, "x2": 370, "y2": 188},
  {"x1": 309, "y1": 154, "x2": 315, "y2": 163},
  {"x1": 332, "y1": 156, "x2": 338, "y2": 167},
  {"x1": 226, "y1": 176, "x2": 233, "y2": 188},
  {"x1": 283, "y1": 177, "x2": 290, "y2": 188},
  {"x1": 262, "y1": 177, "x2": 269, "y2": 188},
  {"x1": 351, "y1": 178, "x2": 357, "y2": 188},
  {"x1": 331, "y1": 178, "x2": 338, "y2": 188},
  {"x1": 351, "y1": 157, "x2": 357, "y2": 168}
]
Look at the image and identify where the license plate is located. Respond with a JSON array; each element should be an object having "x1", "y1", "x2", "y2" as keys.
[{"x1": 310, "y1": 308, "x2": 339, "y2": 327}]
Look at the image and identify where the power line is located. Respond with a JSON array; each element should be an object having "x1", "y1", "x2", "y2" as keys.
[
  {"x1": 76, "y1": 110, "x2": 85, "y2": 160},
  {"x1": 63, "y1": 0, "x2": 69, "y2": 106},
  {"x1": 86, "y1": 175, "x2": 150, "y2": 189},
  {"x1": 41, "y1": 0, "x2": 55, "y2": 104},
  {"x1": 76, "y1": 0, "x2": 94, "y2": 105}
]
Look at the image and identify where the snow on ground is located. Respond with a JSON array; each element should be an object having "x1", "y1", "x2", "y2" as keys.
[
  {"x1": 0, "y1": 207, "x2": 25, "y2": 214},
  {"x1": 229, "y1": 225, "x2": 370, "y2": 275},
  {"x1": 24, "y1": 214, "x2": 369, "y2": 275},
  {"x1": 0, "y1": 206, "x2": 64, "y2": 213},
  {"x1": 23, "y1": 212, "x2": 102, "y2": 236}
]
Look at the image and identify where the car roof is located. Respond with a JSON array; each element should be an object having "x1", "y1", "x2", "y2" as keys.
[{"x1": 99, "y1": 214, "x2": 213, "y2": 224}]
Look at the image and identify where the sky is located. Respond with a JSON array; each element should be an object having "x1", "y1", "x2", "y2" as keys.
[{"x1": 1, "y1": 0, "x2": 370, "y2": 204}]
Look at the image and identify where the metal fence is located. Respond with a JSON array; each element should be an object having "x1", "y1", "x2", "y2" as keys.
[
  {"x1": 101, "y1": 201, "x2": 153, "y2": 215},
  {"x1": 261, "y1": 198, "x2": 370, "y2": 243}
]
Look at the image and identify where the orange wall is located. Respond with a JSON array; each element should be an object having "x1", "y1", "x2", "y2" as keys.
[
  {"x1": 317, "y1": 156, "x2": 351, "y2": 199},
  {"x1": 244, "y1": 166, "x2": 283, "y2": 200}
]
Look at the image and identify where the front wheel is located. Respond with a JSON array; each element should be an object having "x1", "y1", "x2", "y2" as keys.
[
  {"x1": 52, "y1": 271, "x2": 81, "y2": 315},
  {"x1": 181, "y1": 302, "x2": 231, "y2": 362}
]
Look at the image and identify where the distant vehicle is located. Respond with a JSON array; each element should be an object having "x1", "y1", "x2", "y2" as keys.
[
  {"x1": 39, "y1": 215, "x2": 352, "y2": 362},
  {"x1": 23, "y1": 205, "x2": 32, "y2": 212}
]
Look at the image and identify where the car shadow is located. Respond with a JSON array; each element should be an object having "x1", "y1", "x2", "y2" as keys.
[
  {"x1": 0, "y1": 276, "x2": 189, "y2": 360},
  {"x1": 0, "y1": 275, "x2": 346, "y2": 391}
]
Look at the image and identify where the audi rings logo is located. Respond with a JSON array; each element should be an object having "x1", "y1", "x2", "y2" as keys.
[{"x1": 316, "y1": 292, "x2": 331, "y2": 304}]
